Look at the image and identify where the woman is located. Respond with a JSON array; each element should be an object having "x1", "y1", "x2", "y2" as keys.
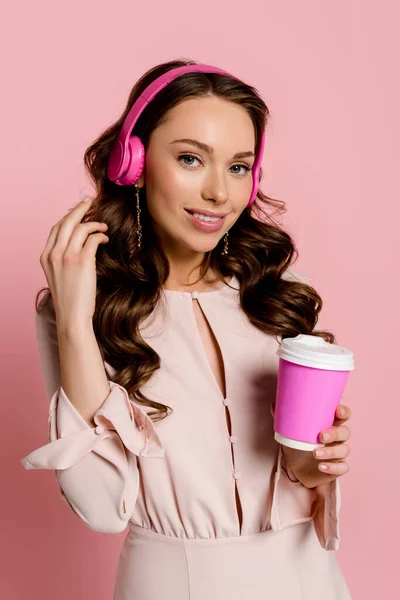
[{"x1": 22, "y1": 59, "x2": 353, "y2": 599}]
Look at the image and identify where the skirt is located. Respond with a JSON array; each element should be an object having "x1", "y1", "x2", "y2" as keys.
[{"x1": 114, "y1": 520, "x2": 352, "y2": 599}]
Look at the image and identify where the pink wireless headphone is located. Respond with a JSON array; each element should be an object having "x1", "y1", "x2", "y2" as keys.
[{"x1": 107, "y1": 65, "x2": 266, "y2": 208}]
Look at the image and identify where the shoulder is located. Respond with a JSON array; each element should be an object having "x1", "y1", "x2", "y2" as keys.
[{"x1": 281, "y1": 268, "x2": 311, "y2": 286}]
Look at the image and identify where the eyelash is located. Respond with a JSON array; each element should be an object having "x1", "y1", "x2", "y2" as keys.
[{"x1": 177, "y1": 153, "x2": 251, "y2": 176}]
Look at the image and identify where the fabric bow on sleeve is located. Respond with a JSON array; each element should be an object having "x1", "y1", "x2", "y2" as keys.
[{"x1": 21, "y1": 381, "x2": 166, "y2": 471}]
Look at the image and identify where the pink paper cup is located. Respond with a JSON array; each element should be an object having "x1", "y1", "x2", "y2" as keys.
[{"x1": 274, "y1": 334, "x2": 355, "y2": 451}]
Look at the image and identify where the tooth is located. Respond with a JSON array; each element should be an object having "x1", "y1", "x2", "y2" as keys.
[{"x1": 193, "y1": 212, "x2": 221, "y2": 222}]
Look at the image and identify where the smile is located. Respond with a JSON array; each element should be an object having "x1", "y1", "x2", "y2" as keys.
[{"x1": 184, "y1": 209, "x2": 226, "y2": 232}]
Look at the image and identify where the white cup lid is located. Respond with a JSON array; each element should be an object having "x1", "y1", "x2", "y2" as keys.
[{"x1": 276, "y1": 334, "x2": 355, "y2": 371}]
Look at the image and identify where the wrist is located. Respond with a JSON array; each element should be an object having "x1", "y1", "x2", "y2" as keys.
[{"x1": 57, "y1": 319, "x2": 94, "y2": 340}]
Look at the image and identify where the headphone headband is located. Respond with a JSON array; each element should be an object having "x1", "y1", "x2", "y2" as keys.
[{"x1": 107, "y1": 64, "x2": 265, "y2": 207}]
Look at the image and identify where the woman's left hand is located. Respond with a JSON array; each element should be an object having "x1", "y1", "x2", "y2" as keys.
[{"x1": 270, "y1": 402, "x2": 352, "y2": 488}]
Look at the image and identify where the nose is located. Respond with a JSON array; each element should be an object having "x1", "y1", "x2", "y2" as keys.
[{"x1": 201, "y1": 168, "x2": 229, "y2": 205}]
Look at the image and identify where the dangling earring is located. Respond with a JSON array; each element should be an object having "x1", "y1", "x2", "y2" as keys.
[
  {"x1": 221, "y1": 231, "x2": 229, "y2": 255},
  {"x1": 135, "y1": 184, "x2": 142, "y2": 249}
]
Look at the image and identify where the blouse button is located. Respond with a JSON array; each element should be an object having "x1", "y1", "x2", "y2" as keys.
[
  {"x1": 223, "y1": 398, "x2": 231, "y2": 406},
  {"x1": 230, "y1": 435, "x2": 238, "y2": 444},
  {"x1": 191, "y1": 291, "x2": 199, "y2": 299},
  {"x1": 233, "y1": 471, "x2": 242, "y2": 480},
  {"x1": 94, "y1": 425, "x2": 104, "y2": 435}
]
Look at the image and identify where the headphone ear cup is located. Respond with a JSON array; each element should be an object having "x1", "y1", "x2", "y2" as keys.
[
  {"x1": 107, "y1": 135, "x2": 145, "y2": 186},
  {"x1": 247, "y1": 164, "x2": 259, "y2": 206},
  {"x1": 247, "y1": 131, "x2": 265, "y2": 206}
]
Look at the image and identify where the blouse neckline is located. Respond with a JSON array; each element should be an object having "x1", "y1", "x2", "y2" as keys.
[{"x1": 162, "y1": 274, "x2": 239, "y2": 297}]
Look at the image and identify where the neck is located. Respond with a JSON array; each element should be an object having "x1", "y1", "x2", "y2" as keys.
[{"x1": 162, "y1": 269, "x2": 227, "y2": 293}]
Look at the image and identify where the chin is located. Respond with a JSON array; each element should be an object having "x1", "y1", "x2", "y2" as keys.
[{"x1": 182, "y1": 236, "x2": 222, "y2": 254}]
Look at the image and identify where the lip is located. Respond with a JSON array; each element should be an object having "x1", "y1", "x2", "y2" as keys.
[
  {"x1": 184, "y1": 208, "x2": 228, "y2": 218},
  {"x1": 184, "y1": 209, "x2": 226, "y2": 233}
]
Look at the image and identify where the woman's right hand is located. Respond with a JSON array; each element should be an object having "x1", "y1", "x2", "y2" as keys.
[{"x1": 39, "y1": 198, "x2": 110, "y2": 330}]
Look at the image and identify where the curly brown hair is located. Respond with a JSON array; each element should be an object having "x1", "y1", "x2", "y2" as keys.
[{"x1": 35, "y1": 58, "x2": 335, "y2": 423}]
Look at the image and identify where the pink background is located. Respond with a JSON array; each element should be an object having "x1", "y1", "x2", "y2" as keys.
[{"x1": 2, "y1": 1, "x2": 397, "y2": 598}]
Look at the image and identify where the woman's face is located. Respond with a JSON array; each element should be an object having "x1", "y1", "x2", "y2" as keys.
[{"x1": 138, "y1": 95, "x2": 256, "y2": 258}]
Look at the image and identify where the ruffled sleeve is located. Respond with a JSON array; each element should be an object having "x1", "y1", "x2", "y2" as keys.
[
  {"x1": 269, "y1": 443, "x2": 340, "y2": 551},
  {"x1": 21, "y1": 294, "x2": 165, "y2": 534},
  {"x1": 310, "y1": 469, "x2": 341, "y2": 551}
]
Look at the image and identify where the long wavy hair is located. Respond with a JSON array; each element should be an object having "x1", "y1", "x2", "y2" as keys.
[{"x1": 35, "y1": 58, "x2": 336, "y2": 423}]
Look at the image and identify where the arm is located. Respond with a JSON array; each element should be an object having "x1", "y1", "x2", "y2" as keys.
[
  {"x1": 21, "y1": 294, "x2": 165, "y2": 533},
  {"x1": 269, "y1": 269, "x2": 341, "y2": 551},
  {"x1": 57, "y1": 319, "x2": 111, "y2": 428},
  {"x1": 270, "y1": 443, "x2": 341, "y2": 550}
]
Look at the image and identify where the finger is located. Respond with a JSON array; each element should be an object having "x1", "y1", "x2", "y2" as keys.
[
  {"x1": 82, "y1": 232, "x2": 110, "y2": 258},
  {"x1": 334, "y1": 404, "x2": 352, "y2": 422},
  {"x1": 55, "y1": 199, "x2": 96, "y2": 250},
  {"x1": 41, "y1": 199, "x2": 94, "y2": 260},
  {"x1": 64, "y1": 222, "x2": 109, "y2": 255},
  {"x1": 40, "y1": 223, "x2": 63, "y2": 268},
  {"x1": 318, "y1": 461, "x2": 350, "y2": 476},
  {"x1": 313, "y1": 443, "x2": 350, "y2": 461},
  {"x1": 67, "y1": 196, "x2": 93, "y2": 213},
  {"x1": 319, "y1": 424, "x2": 351, "y2": 444},
  {"x1": 59, "y1": 197, "x2": 94, "y2": 228}
]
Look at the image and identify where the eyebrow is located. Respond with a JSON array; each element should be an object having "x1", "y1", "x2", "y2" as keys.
[{"x1": 170, "y1": 138, "x2": 255, "y2": 159}]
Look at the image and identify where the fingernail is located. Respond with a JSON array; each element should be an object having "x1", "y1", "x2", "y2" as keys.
[
  {"x1": 339, "y1": 407, "x2": 345, "y2": 416},
  {"x1": 315, "y1": 449, "x2": 325, "y2": 457},
  {"x1": 319, "y1": 464, "x2": 328, "y2": 471},
  {"x1": 322, "y1": 432, "x2": 331, "y2": 442}
]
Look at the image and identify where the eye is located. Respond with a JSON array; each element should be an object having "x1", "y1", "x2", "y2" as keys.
[
  {"x1": 177, "y1": 153, "x2": 251, "y2": 176},
  {"x1": 178, "y1": 153, "x2": 201, "y2": 168},
  {"x1": 230, "y1": 163, "x2": 251, "y2": 176}
]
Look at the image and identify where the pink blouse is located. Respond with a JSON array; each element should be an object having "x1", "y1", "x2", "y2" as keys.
[{"x1": 21, "y1": 269, "x2": 340, "y2": 551}]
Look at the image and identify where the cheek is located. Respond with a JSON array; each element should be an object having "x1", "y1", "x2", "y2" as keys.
[
  {"x1": 168, "y1": 165, "x2": 200, "y2": 192},
  {"x1": 145, "y1": 182, "x2": 184, "y2": 221},
  {"x1": 147, "y1": 155, "x2": 196, "y2": 197}
]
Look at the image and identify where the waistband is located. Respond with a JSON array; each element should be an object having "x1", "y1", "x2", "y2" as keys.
[{"x1": 127, "y1": 520, "x2": 314, "y2": 548}]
